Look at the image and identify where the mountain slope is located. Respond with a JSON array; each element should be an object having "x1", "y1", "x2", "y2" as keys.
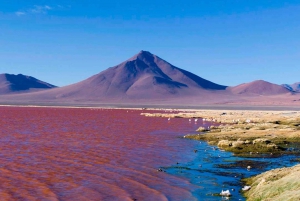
[
  {"x1": 127, "y1": 51, "x2": 227, "y2": 90},
  {"x1": 0, "y1": 74, "x2": 56, "y2": 94},
  {"x1": 283, "y1": 82, "x2": 300, "y2": 93},
  {"x1": 228, "y1": 80, "x2": 290, "y2": 95}
]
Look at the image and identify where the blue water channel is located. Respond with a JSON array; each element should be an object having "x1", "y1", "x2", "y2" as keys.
[{"x1": 162, "y1": 138, "x2": 300, "y2": 201}]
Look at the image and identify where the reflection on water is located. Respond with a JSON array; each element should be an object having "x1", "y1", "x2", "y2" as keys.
[{"x1": 0, "y1": 107, "x2": 298, "y2": 201}]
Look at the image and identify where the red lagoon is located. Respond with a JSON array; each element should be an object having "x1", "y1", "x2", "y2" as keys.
[{"x1": 0, "y1": 107, "x2": 202, "y2": 201}]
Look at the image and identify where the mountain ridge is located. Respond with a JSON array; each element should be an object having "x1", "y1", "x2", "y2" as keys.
[
  {"x1": 282, "y1": 82, "x2": 300, "y2": 93},
  {"x1": 228, "y1": 80, "x2": 290, "y2": 95},
  {"x1": 0, "y1": 73, "x2": 56, "y2": 95}
]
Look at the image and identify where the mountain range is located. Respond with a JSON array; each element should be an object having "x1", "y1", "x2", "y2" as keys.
[{"x1": 0, "y1": 51, "x2": 298, "y2": 106}]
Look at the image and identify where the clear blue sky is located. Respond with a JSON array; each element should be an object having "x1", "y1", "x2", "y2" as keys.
[{"x1": 0, "y1": 0, "x2": 299, "y2": 87}]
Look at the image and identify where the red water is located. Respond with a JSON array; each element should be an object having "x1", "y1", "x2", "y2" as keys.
[{"x1": 0, "y1": 107, "x2": 200, "y2": 201}]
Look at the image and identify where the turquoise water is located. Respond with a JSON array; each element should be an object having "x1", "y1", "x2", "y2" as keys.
[{"x1": 163, "y1": 138, "x2": 300, "y2": 201}]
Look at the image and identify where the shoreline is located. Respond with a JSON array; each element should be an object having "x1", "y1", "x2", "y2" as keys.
[
  {"x1": 142, "y1": 109, "x2": 300, "y2": 156},
  {"x1": 0, "y1": 102, "x2": 300, "y2": 111},
  {"x1": 141, "y1": 109, "x2": 300, "y2": 200}
]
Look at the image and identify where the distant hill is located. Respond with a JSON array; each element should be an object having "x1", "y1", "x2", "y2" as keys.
[
  {"x1": 0, "y1": 73, "x2": 56, "y2": 94},
  {"x1": 282, "y1": 82, "x2": 300, "y2": 93},
  {"x1": 228, "y1": 80, "x2": 290, "y2": 95}
]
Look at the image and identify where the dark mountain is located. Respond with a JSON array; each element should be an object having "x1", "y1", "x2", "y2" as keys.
[
  {"x1": 0, "y1": 73, "x2": 56, "y2": 94},
  {"x1": 282, "y1": 82, "x2": 300, "y2": 93},
  {"x1": 228, "y1": 80, "x2": 290, "y2": 95}
]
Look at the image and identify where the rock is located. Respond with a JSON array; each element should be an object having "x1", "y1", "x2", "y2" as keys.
[
  {"x1": 157, "y1": 168, "x2": 163, "y2": 172},
  {"x1": 220, "y1": 190, "x2": 231, "y2": 197},
  {"x1": 242, "y1": 186, "x2": 251, "y2": 191},
  {"x1": 246, "y1": 119, "x2": 252, "y2": 123}
]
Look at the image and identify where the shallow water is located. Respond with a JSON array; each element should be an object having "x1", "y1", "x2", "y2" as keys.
[
  {"x1": 164, "y1": 139, "x2": 300, "y2": 201},
  {"x1": 0, "y1": 107, "x2": 298, "y2": 201}
]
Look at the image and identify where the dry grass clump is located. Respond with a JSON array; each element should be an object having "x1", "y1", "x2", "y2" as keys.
[{"x1": 243, "y1": 164, "x2": 300, "y2": 201}]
